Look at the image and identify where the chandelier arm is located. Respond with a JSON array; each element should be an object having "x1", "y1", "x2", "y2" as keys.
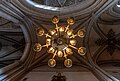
[
  {"x1": 45, "y1": 33, "x2": 51, "y2": 38},
  {"x1": 70, "y1": 34, "x2": 77, "y2": 38},
  {"x1": 42, "y1": 44, "x2": 49, "y2": 48},
  {"x1": 63, "y1": 51, "x2": 68, "y2": 59},
  {"x1": 69, "y1": 45, "x2": 78, "y2": 50},
  {"x1": 55, "y1": 24, "x2": 59, "y2": 31},
  {"x1": 65, "y1": 25, "x2": 70, "y2": 32},
  {"x1": 52, "y1": 51, "x2": 57, "y2": 59},
  {"x1": 52, "y1": 54, "x2": 56, "y2": 59}
]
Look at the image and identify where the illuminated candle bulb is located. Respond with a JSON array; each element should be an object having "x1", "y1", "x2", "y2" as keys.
[
  {"x1": 59, "y1": 26, "x2": 65, "y2": 32},
  {"x1": 64, "y1": 59, "x2": 72, "y2": 67},
  {"x1": 37, "y1": 28, "x2": 45, "y2": 36},
  {"x1": 77, "y1": 29, "x2": 85, "y2": 38},
  {"x1": 67, "y1": 29, "x2": 73, "y2": 36},
  {"x1": 48, "y1": 47, "x2": 55, "y2": 53},
  {"x1": 70, "y1": 39, "x2": 76, "y2": 46},
  {"x1": 33, "y1": 43, "x2": 42, "y2": 52},
  {"x1": 66, "y1": 48, "x2": 73, "y2": 55},
  {"x1": 48, "y1": 59, "x2": 56, "y2": 67},
  {"x1": 46, "y1": 38, "x2": 51, "y2": 46},
  {"x1": 52, "y1": 16, "x2": 59, "y2": 24},
  {"x1": 57, "y1": 51, "x2": 63, "y2": 58},
  {"x1": 78, "y1": 47, "x2": 86, "y2": 55},
  {"x1": 67, "y1": 17, "x2": 75, "y2": 25},
  {"x1": 49, "y1": 29, "x2": 56, "y2": 35}
]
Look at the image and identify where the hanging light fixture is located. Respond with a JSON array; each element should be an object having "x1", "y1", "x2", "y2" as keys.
[{"x1": 33, "y1": 16, "x2": 86, "y2": 68}]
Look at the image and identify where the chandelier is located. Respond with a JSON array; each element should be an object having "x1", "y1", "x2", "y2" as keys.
[{"x1": 33, "y1": 16, "x2": 86, "y2": 68}]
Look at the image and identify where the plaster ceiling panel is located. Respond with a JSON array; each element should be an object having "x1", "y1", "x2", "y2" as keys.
[
  {"x1": 31, "y1": 65, "x2": 89, "y2": 72},
  {"x1": 98, "y1": 24, "x2": 120, "y2": 35},
  {"x1": 100, "y1": 11, "x2": 120, "y2": 21},
  {"x1": 97, "y1": 49, "x2": 120, "y2": 62},
  {"x1": 88, "y1": 27, "x2": 100, "y2": 57},
  {"x1": 21, "y1": 72, "x2": 98, "y2": 81}
]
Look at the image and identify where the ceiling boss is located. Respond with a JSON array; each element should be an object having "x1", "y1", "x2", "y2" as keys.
[{"x1": 33, "y1": 16, "x2": 86, "y2": 68}]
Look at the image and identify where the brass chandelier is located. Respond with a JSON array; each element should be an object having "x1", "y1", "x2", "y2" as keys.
[{"x1": 33, "y1": 16, "x2": 86, "y2": 68}]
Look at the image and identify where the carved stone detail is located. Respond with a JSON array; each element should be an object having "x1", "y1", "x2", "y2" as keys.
[{"x1": 95, "y1": 29, "x2": 120, "y2": 55}]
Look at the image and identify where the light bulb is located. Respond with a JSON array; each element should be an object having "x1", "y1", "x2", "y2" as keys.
[
  {"x1": 78, "y1": 47, "x2": 86, "y2": 55},
  {"x1": 66, "y1": 48, "x2": 73, "y2": 55},
  {"x1": 64, "y1": 59, "x2": 72, "y2": 67},
  {"x1": 70, "y1": 39, "x2": 76, "y2": 46},
  {"x1": 67, "y1": 29, "x2": 73, "y2": 36},
  {"x1": 57, "y1": 51, "x2": 63, "y2": 58},
  {"x1": 37, "y1": 28, "x2": 45, "y2": 36},
  {"x1": 49, "y1": 29, "x2": 56, "y2": 35},
  {"x1": 46, "y1": 38, "x2": 51, "y2": 46},
  {"x1": 77, "y1": 29, "x2": 85, "y2": 38},
  {"x1": 67, "y1": 17, "x2": 75, "y2": 25},
  {"x1": 33, "y1": 43, "x2": 42, "y2": 52},
  {"x1": 52, "y1": 16, "x2": 59, "y2": 24},
  {"x1": 59, "y1": 26, "x2": 65, "y2": 32},
  {"x1": 48, "y1": 47, "x2": 55, "y2": 53},
  {"x1": 48, "y1": 59, "x2": 56, "y2": 67}
]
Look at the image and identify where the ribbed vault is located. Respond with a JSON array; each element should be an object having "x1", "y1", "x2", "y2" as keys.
[{"x1": 0, "y1": 0, "x2": 120, "y2": 81}]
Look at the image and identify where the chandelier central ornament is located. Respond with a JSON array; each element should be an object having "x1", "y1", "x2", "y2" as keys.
[{"x1": 33, "y1": 16, "x2": 86, "y2": 68}]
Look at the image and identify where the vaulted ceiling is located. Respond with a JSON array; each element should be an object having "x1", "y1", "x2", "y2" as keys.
[{"x1": 0, "y1": 0, "x2": 120, "y2": 81}]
